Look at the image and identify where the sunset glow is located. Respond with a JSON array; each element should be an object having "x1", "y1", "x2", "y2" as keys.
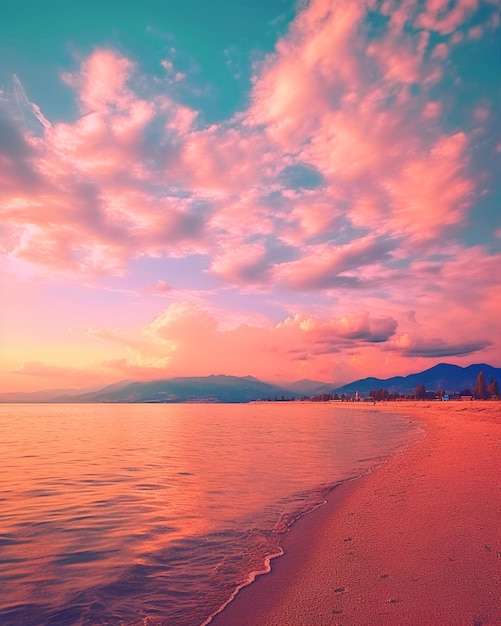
[{"x1": 1, "y1": 0, "x2": 499, "y2": 393}]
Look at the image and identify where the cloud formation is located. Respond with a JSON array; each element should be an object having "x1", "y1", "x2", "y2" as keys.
[
  {"x1": 3, "y1": 0, "x2": 495, "y2": 282},
  {"x1": 392, "y1": 335, "x2": 492, "y2": 358},
  {"x1": 1, "y1": 0, "x2": 499, "y2": 389},
  {"x1": 85, "y1": 303, "x2": 402, "y2": 381}
]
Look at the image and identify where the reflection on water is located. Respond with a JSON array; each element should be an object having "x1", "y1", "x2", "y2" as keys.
[{"x1": 0, "y1": 402, "x2": 421, "y2": 625}]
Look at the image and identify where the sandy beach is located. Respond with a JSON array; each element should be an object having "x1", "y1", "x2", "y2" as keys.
[{"x1": 211, "y1": 402, "x2": 501, "y2": 626}]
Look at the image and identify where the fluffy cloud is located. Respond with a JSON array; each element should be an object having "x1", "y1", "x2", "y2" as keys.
[
  {"x1": 63, "y1": 49, "x2": 135, "y2": 112},
  {"x1": 82, "y1": 297, "x2": 496, "y2": 383},
  {"x1": 1, "y1": 0, "x2": 499, "y2": 388},
  {"x1": 276, "y1": 235, "x2": 395, "y2": 290},
  {"x1": 415, "y1": 0, "x2": 480, "y2": 35},
  {"x1": 144, "y1": 280, "x2": 172, "y2": 295},
  {"x1": 277, "y1": 311, "x2": 398, "y2": 344},
  {"x1": 1, "y1": 48, "x2": 211, "y2": 275},
  {"x1": 1, "y1": 0, "x2": 491, "y2": 284},
  {"x1": 83, "y1": 302, "x2": 401, "y2": 382},
  {"x1": 392, "y1": 334, "x2": 491, "y2": 358}
]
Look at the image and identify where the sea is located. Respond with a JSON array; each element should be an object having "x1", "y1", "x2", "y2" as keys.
[{"x1": 0, "y1": 402, "x2": 423, "y2": 626}]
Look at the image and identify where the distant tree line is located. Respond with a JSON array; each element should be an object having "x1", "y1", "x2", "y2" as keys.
[
  {"x1": 369, "y1": 389, "x2": 402, "y2": 401},
  {"x1": 415, "y1": 384, "x2": 426, "y2": 400},
  {"x1": 309, "y1": 393, "x2": 338, "y2": 402},
  {"x1": 309, "y1": 371, "x2": 500, "y2": 402},
  {"x1": 414, "y1": 371, "x2": 499, "y2": 401},
  {"x1": 259, "y1": 371, "x2": 500, "y2": 403},
  {"x1": 472, "y1": 371, "x2": 499, "y2": 399},
  {"x1": 301, "y1": 373, "x2": 501, "y2": 403}
]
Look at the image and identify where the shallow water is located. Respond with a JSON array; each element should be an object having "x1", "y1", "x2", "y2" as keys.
[{"x1": 0, "y1": 402, "x2": 421, "y2": 625}]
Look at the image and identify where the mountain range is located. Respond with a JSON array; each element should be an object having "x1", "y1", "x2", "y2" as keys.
[
  {"x1": 332, "y1": 363, "x2": 501, "y2": 395},
  {"x1": 1, "y1": 363, "x2": 499, "y2": 404}
]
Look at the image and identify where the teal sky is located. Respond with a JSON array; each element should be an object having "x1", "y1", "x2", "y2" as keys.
[{"x1": 1, "y1": 0, "x2": 295, "y2": 123}]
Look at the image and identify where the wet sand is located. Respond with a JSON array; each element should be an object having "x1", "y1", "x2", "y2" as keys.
[{"x1": 211, "y1": 401, "x2": 501, "y2": 626}]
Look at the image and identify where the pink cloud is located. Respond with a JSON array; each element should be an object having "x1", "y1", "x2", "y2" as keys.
[
  {"x1": 1, "y1": 0, "x2": 479, "y2": 287},
  {"x1": 12, "y1": 74, "x2": 52, "y2": 129},
  {"x1": 160, "y1": 59, "x2": 186, "y2": 84},
  {"x1": 210, "y1": 242, "x2": 271, "y2": 284},
  {"x1": 368, "y1": 37, "x2": 423, "y2": 86},
  {"x1": 0, "y1": 0, "x2": 491, "y2": 309},
  {"x1": 473, "y1": 106, "x2": 490, "y2": 122},
  {"x1": 467, "y1": 25, "x2": 483, "y2": 39},
  {"x1": 276, "y1": 236, "x2": 394, "y2": 290},
  {"x1": 301, "y1": 107, "x2": 398, "y2": 184},
  {"x1": 281, "y1": 311, "x2": 398, "y2": 344},
  {"x1": 166, "y1": 104, "x2": 198, "y2": 134},
  {"x1": 83, "y1": 302, "x2": 403, "y2": 384},
  {"x1": 360, "y1": 246, "x2": 501, "y2": 362},
  {"x1": 247, "y1": 0, "x2": 364, "y2": 149},
  {"x1": 435, "y1": 246, "x2": 501, "y2": 305},
  {"x1": 415, "y1": 0, "x2": 478, "y2": 34},
  {"x1": 1, "y1": 59, "x2": 208, "y2": 276},
  {"x1": 431, "y1": 43, "x2": 449, "y2": 59},
  {"x1": 377, "y1": 133, "x2": 473, "y2": 238},
  {"x1": 144, "y1": 280, "x2": 172, "y2": 295},
  {"x1": 179, "y1": 126, "x2": 277, "y2": 193},
  {"x1": 208, "y1": 189, "x2": 276, "y2": 240},
  {"x1": 391, "y1": 334, "x2": 491, "y2": 358},
  {"x1": 422, "y1": 101, "x2": 442, "y2": 119},
  {"x1": 4, "y1": 239, "x2": 500, "y2": 389},
  {"x1": 240, "y1": 0, "x2": 477, "y2": 250},
  {"x1": 1, "y1": 0, "x2": 499, "y2": 395},
  {"x1": 280, "y1": 194, "x2": 342, "y2": 245},
  {"x1": 63, "y1": 49, "x2": 135, "y2": 113}
]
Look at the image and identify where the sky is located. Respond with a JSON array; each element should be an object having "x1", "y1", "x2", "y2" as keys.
[{"x1": 0, "y1": 0, "x2": 500, "y2": 393}]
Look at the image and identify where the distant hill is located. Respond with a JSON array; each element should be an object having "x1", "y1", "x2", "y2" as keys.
[
  {"x1": 281, "y1": 378, "x2": 334, "y2": 395},
  {"x1": 53, "y1": 375, "x2": 297, "y2": 404},
  {"x1": 333, "y1": 363, "x2": 501, "y2": 396},
  {"x1": 2, "y1": 364, "x2": 500, "y2": 403},
  {"x1": 0, "y1": 384, "x2": 106, "y2": 403}
]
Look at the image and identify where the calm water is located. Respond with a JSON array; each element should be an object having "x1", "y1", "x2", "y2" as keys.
[{"x1": 0, "y1": 402, "x2": 422, "y2": 626}]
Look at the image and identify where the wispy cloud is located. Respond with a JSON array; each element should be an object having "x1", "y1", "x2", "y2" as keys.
[{"x1": 12, "y1": 74, "x2": 52, "y2": 129}]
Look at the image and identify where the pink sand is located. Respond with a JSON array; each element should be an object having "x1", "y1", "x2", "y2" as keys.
[{"x1": 211, "y1": 402, "x2": 501, "y2": 626}]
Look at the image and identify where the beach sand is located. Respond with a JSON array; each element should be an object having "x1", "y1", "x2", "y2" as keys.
[{"x1": 210, "y1": 402, "x2": 501, "y2": 626}]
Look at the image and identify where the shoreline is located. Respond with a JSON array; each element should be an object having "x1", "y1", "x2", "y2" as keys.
[
  {"x1": 210, "y1": 402, "x2": 501, "y2": 626},
  {"x1": 202, "y1": 474, "x2": 369, "y2": 626}
]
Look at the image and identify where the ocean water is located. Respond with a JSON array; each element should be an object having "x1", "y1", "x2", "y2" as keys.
[{"x1": 0, "y1": 402, "x2": 422, "y2": 626}]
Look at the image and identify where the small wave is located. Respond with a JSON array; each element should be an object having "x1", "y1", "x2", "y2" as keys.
[
  {"x1": 200, "y1": 477, "x2": 360, "y2": 626},
  {"x1": 200, "y1": 544, "x2": 283, "y2": 626},
  {"x1": 200, "y1": 430, "x2": 424, "y2": 626}
]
